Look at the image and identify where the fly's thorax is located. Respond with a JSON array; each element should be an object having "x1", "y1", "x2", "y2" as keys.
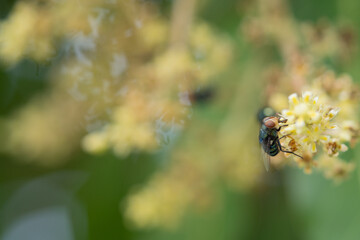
[
  {"x1": 269, "y1": 128, "x2": 278, "y2": 138},
  {"x1": 260, "y1": 122, "x2": 279, "y2": 143}
]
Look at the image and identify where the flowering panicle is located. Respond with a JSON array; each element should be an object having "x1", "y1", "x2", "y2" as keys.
[
  {"x1": 242, "y1": 0, "x2": 359, "y2": 180},
  {"x1": 277, "y1": 89, "x2": 358, "y2": 177}
]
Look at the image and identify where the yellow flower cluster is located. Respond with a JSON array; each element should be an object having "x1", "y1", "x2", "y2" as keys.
[
  {"x1": 0, "y1": 0, "x2": 234, "y2": 161},
  {"x1": 81, "y1": 23, "x2": 233, "y2": 157},
  {"x1": 0, "y1": 95, "x2": 85, "y2": 165},
  {"x1": 0, "y1": 2, "x2": 54, "y2": 64},
  {"x1": 82, "y1": 90, "x2": 158, "y2": 156},
  {"x1": 282, "y1": 92, "x2": 341, "y2": 154},
  {"x1": 125, "y1": 171, "x2": 193, "y2": 229},
  {"x1": 0, "y1": 0, "x2": 109, "y2": 65},
  {"x1": 278, "y1": 89, "x2": 357, "y2": 177},
  {"x1": 124, "y1": 136, "x2": 221, "y2": 229}
]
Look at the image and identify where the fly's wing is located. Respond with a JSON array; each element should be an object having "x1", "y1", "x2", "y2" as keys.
[{"x1": 260, "y1": 141, "x2": 271, "y2": 172}]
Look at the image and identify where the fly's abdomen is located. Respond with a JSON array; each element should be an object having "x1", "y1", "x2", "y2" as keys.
[{"x1": 269, "y1": 142, "x2": 279, "y2": 156}]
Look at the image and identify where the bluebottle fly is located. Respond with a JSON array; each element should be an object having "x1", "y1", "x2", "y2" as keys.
[{"x1": 258, "y1": 108, "x2": 303, "y2": 171}]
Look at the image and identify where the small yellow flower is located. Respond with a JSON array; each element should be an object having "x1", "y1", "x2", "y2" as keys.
[{"x1": 325, "y1": 139, "x2": 348, "y2": 157}]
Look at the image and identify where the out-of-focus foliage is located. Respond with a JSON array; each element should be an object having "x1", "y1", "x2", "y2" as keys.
[
  {"x1": 0, "y1": 0, "x2": 262, "y2": 230},
  {"x1": 1, "y1": 0, "x2": 360, "y2": 239}
]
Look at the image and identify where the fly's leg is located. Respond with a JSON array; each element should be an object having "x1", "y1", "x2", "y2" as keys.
[
  {"x1": 279, "y1": 134, "x2": 291, "y2": 140},
  {"x1": 277, "y1": 139, "x2": 303, "y2": 159},
  {"x1": 278, "y1": 134, "x2": 295, "y2": 150},
  {"x1": 276, "y1": 125, "x2": 288, "y2": 132}
]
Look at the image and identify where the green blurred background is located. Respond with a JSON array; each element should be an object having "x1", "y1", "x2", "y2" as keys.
[{"x1": 1, "y1": 0, "x2": 360, "y2": 239}]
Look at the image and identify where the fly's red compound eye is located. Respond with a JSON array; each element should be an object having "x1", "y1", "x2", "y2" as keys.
[{"x1": 263, "y1": 117, "x2": 277, "y2": 128}]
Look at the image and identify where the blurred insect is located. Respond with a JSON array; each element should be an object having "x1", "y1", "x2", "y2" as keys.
[
  {"x1": 258, "y1": 109, "x2": 303, "y2": 171},
  {"x1": 189, "y1": 87, "x2": 215, "y2": 104}
]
